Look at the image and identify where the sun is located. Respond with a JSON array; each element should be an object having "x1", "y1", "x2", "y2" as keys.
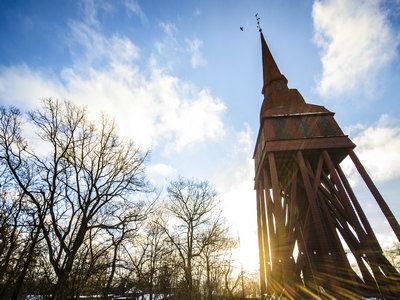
[{"x1": 235, "y1": 238, "x2": 260, "y2": 272}]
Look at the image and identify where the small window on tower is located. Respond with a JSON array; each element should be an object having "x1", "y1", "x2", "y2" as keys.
[
  {"x1": 273, "y1": 119, "x2": 291, "y2": 140},
  {"x1": 295, "y1": 118, "x2": 313, "y2": 138}
]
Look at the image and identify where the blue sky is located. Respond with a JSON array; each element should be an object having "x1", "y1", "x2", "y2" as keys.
[{"x1": 1, "y1": 0, "x2": 400, "y2": 270}]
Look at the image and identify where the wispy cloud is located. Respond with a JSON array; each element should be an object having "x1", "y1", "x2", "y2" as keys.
[
  {"x1": 312, "y1": 0, "x2": 399, "y2": 98},
  {"x1": 158, "y1": 22, "x2": 180, "y2": 50},
  {"x1": 80, "y1": 0, "x2": 98, "y2": 26},
  {"x1": 159, "y1": 22, "x2": 178, "y2": 37},
  {"x1": 156, "y1": 23, "x2": 207, "y2": 69},
  {"x1": 186, "y1": 38, "x2": 207, "y2": 68},
  {"x1": 68, "y1": 20, "x2": 140, "y2": 69},
  {"x1": 123, "y1": 0, "x2": 149, "y2": 26}
]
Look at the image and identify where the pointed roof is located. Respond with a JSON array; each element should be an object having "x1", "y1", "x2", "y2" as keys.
[
  {"x1": 260, "y1": 32, "x2": 287, "y2": 93},
  {"x1": 258, "y1": 32, "x2": 329, "y2": 117}
]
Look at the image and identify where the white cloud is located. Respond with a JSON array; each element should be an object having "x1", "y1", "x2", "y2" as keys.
[
  {"x1": 0, "y1": 61, "x2": 226, "y2": 152},
  {"x1": 0, "y1": 65, "x2": 65, "y2": 109},
  {"x1": 148, "y1": 163, "x2": 178, "y2": 178},
  {"x1": 147, "y1": 163, "x2": 178, "y2": 187},
  {"x1": 375, "y1": 231, "x2": 398, "y2": 249},
  {"x1": 110, "y1": 35, "x2": 141, "y2": 63},
  {"x1": 186, "y1": 38, "x2": 207, "y2": 68},
  {"x1": 0, "y1": 12, "x2": 225, "y2": 153},
  {"x1": 312, "y1": 0, "x2": 399, "y2": 98},
  {"x1": 341, "y1": 114, "x2": 400, "y2": 184}
]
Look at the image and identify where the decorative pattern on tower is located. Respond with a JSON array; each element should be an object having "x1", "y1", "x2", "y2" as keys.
[{"x1": 254, "y1": 32, "x2": 400, "y2": 299}]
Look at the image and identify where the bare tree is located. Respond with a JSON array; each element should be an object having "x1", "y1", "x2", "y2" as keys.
[
  {"x1": 0, "y1": 99, "x2": 151, "y2": 299},
  {"x1": 103, "y1": 209, "x2": 147, "y2": 298},
  {"x1": 139, "y1": 210, "x2": 174, "y2": 299},
  {"x1": 69, "y1": 227, "x2": 110, "y2": 298},
  {"x1": 159, "y1": 178, "x2": 225, "y2": 300},
  {"x1": 201, "y1": 233, "x2": 236, "y2": 300},
  {"x1": 242, "y1": 271, "x2": 261, "y2": 298},
  {"x1": 221, "y1": 248, "x2": 241, "y2": 299},
  {"x1": 0, "y1": 187, "x2": 42, "y2": 300},
  {"x1": 0, "y1": 111, "x2": 44, "y2": 299}
]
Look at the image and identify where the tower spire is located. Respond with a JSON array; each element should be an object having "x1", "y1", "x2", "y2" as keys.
[{"x1": 260, "y1": 32, "x2": 287, "y2": 95}]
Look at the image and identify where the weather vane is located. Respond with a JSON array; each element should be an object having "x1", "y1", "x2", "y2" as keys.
[{"x1": 255, "y1": 13, "x2": 262, "y2": 32}]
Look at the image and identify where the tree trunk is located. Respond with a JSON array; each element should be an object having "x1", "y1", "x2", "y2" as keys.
[
  {"x1": 185, "y1": 260, "x2": 193, "y2": 300},
  {"x1": 206, "y1": 256, "x2": 211, "y2": 300},
  {"x1": 11, "y1": 226, "x2": 40, "y2": 300},
  {"x1": 104, "y1": 243, "x2": 118, "y2": 299},
  {"x1": 51, "y1": 221, "x2": 88, "y2": 300},
  {"x1": 53, "y1": 271, "x2": 69, "y2": 300}
]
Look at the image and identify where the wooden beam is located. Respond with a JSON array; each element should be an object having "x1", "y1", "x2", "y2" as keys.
[
  {"x1": 335, "y1": 163, "x2": 381, "y2": 250},
  {"x1": 267, "y1": 153, "x2": 285, "y2": 289},
  {"x1": 256, "y1": 185, "x2": 267, "y2": 295},
  {"x1": 322, "y1": 150, "x2": 369, "y2": 242},
  {"x1": 263, "y1": 169, "x2": 278, "y2": 280},
  {"x1": 260, "y1": 172, "x2": 272, "y2": 291},
  {"x1": 349, "y1": 150, "x2": 400, "y2": 241},
  {"x1": 297, "y1": 151, "x2": 327, "y2": 253}
]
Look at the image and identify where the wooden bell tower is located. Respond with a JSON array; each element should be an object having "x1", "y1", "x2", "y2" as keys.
[{"x1": 254, "y1": 32, "x2": 400, "y2": 299}]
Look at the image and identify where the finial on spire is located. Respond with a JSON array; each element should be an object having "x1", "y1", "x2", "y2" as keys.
[{"x1": 255, "y1": 13, "x2": 262, "y2": 32}]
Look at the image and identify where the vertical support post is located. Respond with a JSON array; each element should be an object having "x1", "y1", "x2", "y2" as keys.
[
  {"x1": 256, "y1": 186, "x2": 267, "y2": 296},
  {"x1": 260, "y1": 170, "x2": 272, "y2": 293},
  {"x1": 263, "y1": 168, "x2": 278, "y2": 294},
  {"x1": 349, "y1": 150, "x2": 400, "y2": 241},
  {"x1": 267, "y1": 152, "x2": 284, "y2": 289}
]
